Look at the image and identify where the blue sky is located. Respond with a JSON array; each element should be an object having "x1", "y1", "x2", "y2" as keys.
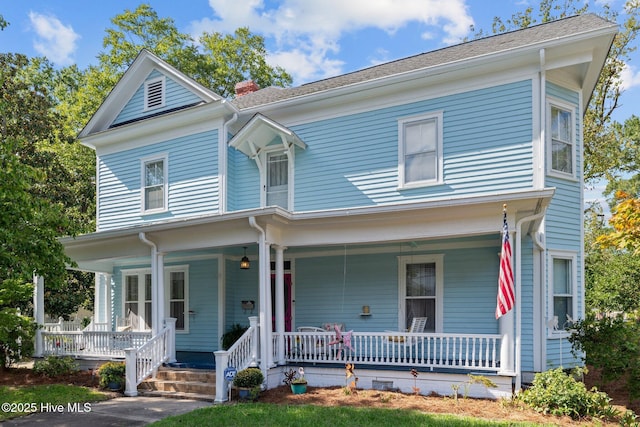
[{"x1": 1, "y1": 0, "x2": 638, "y2": 210}]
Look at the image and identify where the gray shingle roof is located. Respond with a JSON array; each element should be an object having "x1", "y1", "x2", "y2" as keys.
[{"x1": 231, "y1": 14, "x2": 614, "y2": 110}]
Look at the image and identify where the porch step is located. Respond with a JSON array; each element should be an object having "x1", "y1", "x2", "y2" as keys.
[{"x1": 139, "y1": 367, "x2": 216, "y2": 402}]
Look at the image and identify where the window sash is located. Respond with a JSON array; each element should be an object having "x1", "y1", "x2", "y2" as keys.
[
  {"x1": 405, "y1": 262, "x2": 436, "y2": 332},
  {"x1": 551, "y1": 256, "x2": 574, "y2": 332},
  {"x1": 143, "y1": 159, "x2": 165, "y2": 211},
  {"x1": 267, "y1": 153, "x2": 288, "y2": 208},
  {"x1": 550, "y1": 104, "x2": 574, "y2": 174},
  {"x1": 170, "y1": 271, "x2": 186, "y2": 330},
  {"x1": 404, "y1": 119, "x2": 438, "y2": 184}
]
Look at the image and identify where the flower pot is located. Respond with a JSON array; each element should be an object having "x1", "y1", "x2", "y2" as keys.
[
  {"x1": 291, "y1": 382, "x2": 307, "y2": 394},
  {"x1": 107, "y1": 381, "x2": 122, "y2": 391}
]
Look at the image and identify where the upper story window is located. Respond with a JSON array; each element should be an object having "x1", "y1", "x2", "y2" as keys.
[
  {"x1": 142, "y1": 155, "x2": 168, "y2": 213},
  {"x1": 548, "y1": 100, "x2": 575, "y2": 178},
  {"x1": 398, "y1": 111, "x2": 443, "y2": 188},
  {"x1": 548, "y1": 250, "x2": 577, "y2": 335},
  {"x1": 266, "y1": 152, "x2": 289, "y2": 209},
  {"x1": 144, "y1": 76, "x2": 165, "y2": 111}
]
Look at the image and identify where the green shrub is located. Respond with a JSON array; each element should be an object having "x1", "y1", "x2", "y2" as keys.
[
  {"x1": 33, "y1": 356, "x2": 78, "y2": 377},
  {"x1": 97, "y1": 361, "x2": 126, "y2": 389},
  {"x1": 568, "y1": 314, "x2": 640, "y2": 399},
  {"x1": 233, "y1": 367, "x2": 264, "y2": 388},
  {"x1": 516, "y1": 367, "x2": 616, "y2": 421},
  {"x1": 221, "y1": 324, "x2": 249, "y2": 350}
]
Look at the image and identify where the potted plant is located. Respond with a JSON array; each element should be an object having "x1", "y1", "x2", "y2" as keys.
[
  {"x1": 97, "y1": 361, "x2": 126, "y2": 391},
  {"x1": 284, "y1": 367, "x2": 307, "y2": 394},
  {"x1": 233, "y1": 367, "x2": 264, "y2": 400}
]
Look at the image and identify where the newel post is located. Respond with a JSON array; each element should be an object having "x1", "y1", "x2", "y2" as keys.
[
  {"x1": 214, "y1": 350, "x2": 230, "y2": 403},
  {"x1": 249, "y1": 316, "x2": 259, "y2": 367},
  {"x1": 124, "y1": 348, "x2": 138, "y2": 397},
  {"x1": 164, "y1": 317, "x2": 177, "y2": 363}
]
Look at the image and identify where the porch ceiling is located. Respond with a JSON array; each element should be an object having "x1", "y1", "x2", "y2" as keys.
[{"x1": 62, "y1": 188, "x2": 553, "y2": 272}]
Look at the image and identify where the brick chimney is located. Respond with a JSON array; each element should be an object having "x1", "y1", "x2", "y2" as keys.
[{"x1": 235, "y1": 80, "x2": 260, "y2": 97}]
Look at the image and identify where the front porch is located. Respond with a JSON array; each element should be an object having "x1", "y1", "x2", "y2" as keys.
[{"x1": 36, "y1": 315, "x2": 513, "y2": 399}]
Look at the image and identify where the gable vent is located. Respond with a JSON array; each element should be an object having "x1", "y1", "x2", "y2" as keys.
[{"x1": 144, "y1": 77, "x2": 165, "y2": 110}]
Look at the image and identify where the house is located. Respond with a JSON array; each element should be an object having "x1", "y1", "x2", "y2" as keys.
[{"x1": 35, "y1": 14, "x2": 617, "y2": 401}]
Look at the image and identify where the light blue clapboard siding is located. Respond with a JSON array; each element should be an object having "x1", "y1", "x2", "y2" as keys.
[
  {"x1": 519, "y1": 237, "x2": 535, "y2": 371},
  {"x1": 544, "y1": 82, "x2": 583, "y2": 368},
  {"x1": 443, "y1": 247, "x2": 500, "y2": 334},
  {"x1": 112, "y1": 258, "x2": 218, "y2": 352},
  {"x1": 228, "y1": 149, "x2": 260, "y2": 211},
  {"x1": 97, "y1": 129, "x2": 219, "y2": 231},
  {"x1": 294, "y1": 253, "x2": 399, "y2": 331},
  {"x1": 286, "y1": 80, "x2": 533, "y2": 211},
  {"x1": 225, "y1": 258, "x2": 259, "y2": 329},
  {"x1": 112, "y1": 70, "x2": 203, "y2": 126},
  {"x1": 175, "y1": 259, "x2": 218, "y2": 352}
]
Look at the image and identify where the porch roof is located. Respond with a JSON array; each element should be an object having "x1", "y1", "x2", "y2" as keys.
[{"x1": 61, "y1": 188, "x2": 553, "y2": 272}]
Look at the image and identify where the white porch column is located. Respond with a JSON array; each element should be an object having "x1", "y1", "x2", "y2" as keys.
[
  {"x1": 156, "y1": 252, "x2": 166, "y2": 335},
  {"x1": 33, "y1": 275, "x2": 44, "y2": 357},
  {"x1": 94, "y1": 273, "x2": 113, "y2": 326},
  {"x1": 498, "y1": 310, "x2": 515, "y2": 374},
  {"x1": 274, "y1": 246, "x2": 286, "y2": 365},
  {"x1": 262, "y1": 243, "x2": 273, "y2": 368}
]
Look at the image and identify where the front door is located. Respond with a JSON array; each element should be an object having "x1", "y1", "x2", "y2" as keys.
[{"x1": 271, "y1": 273, "x2": 292, "y2": 332}]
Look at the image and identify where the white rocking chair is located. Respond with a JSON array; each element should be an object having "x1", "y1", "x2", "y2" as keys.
[{"x1": 387, "y1": 317, "x2": 428, "y2": 344}]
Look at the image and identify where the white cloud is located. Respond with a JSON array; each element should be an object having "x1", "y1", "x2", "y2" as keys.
[
  {"x1": 190, "y1": 0, "x2": 474, "y2": 83},
  {"x1": 620, "y1": 62, "x2": 640, "y2": 91},
  {"x1": 28, "y1": 11, "x2": 80, "y2": 66}
]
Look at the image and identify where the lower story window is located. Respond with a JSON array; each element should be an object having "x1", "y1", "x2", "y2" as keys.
[
  {"x1": 168, "y1": 269, "x2": 188, "y2": 331},
  {"x1": 549, "y1": 251, "x2": 577, "y2": 333},
  {"x1": 398, "y1": 254, "x2": 443, "y2": 333}
]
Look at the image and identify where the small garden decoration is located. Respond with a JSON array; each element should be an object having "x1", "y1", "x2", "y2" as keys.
[{"x1": 289, "y1": 367, "x2": 307, "y2": 394}]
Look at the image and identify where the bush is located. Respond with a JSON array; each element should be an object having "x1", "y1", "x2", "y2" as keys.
[
  {"x1": 221, "y1": 324, "x2": 249, "y2": 350},
  {"x1": 568, "y1": 314, "x2": 640, "y2": 399},
  {"x1": 516, "y1": 367, "x2": 615, "y2": 421},
  {"x1": 97, "y1": 361, "x2": 126, "y2": 389},
  {"x1": 233, "y1": 367, "x2": 264, "y2": 388},
  {"x1": 33, "y1": 356, "x2": 78, "y2": 377}
]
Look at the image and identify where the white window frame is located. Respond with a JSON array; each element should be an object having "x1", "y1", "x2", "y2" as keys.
[
  {"x1": 547, "y1": 250, "x2": 578, "y2": 338},
  {"x1": 141, "y1": 154, "x2": 168, "y2": 214},
  {"x1": 398, "y1": 254, "x2": 444, "y2": 332},
  {"x1": 398, "y1": 111, "x2": 444, "y2": 189},
  {"x1": 165, "y1": 265, "x2": 189, "y2": 333},
  {"x1": 144, "y1": 76, "x2": 166, "y2": 111},
  {"x1": 546, "y1": 98, "x2": 577, "y2": 180},
  {"x1": 259, "y1": 147, "x2": 293, "y2": 210},
  {"x1": 121, "y1": 269, "x2": 152, "y2": 332}
]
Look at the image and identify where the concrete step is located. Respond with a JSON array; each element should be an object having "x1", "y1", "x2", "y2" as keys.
[
  {"x1": 155, "y1": 368, "x2": 216, "y2": 382},
  {"x1": 142, "y1": 379, "x2": 215, "y2": 394},
  {"x1": 139, "y1": 389, "x2": 216, "y2": 402},
  {"x1": 139, "y1": 367, "x2": 216, "y2": 401}
]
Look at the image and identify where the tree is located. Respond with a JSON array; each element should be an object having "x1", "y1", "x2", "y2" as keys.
[
  {"x1": 0, "y1": 53, "x2": 75, "y2": 366},
  {"x1": 66, "y1": 4, "x2": 292, "y2": 130}
]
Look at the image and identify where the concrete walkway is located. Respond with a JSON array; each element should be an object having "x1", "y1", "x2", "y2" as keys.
[{"x1": 1, "y1": 396, "x2": 211, "y2": 427}]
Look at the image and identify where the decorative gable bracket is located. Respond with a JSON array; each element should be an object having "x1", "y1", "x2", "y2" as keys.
[{"x1": 229, "y1": 114, "x2": 307, "y2": 168}]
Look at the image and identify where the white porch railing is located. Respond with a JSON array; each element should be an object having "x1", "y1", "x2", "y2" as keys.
[
  {"x1": 41, "y1": 330, "x2": 152, "y2": 358},
  {"x1": 82, "y1": 318, "x2": 110, "y2": 332},
  {"x1": 42, "y1": 317, "x2": 83, "y2": 332},
  {"x1": 283, "y1": 331, "x2": 503, "y2": 373},
  {"x1": 214, "y1": 316, "x2": 259, "y2": 403},
  {"x1": 124, "y1": 318, "x2": 176, "y2": 397}
]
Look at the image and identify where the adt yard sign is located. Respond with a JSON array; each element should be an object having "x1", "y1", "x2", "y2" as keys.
[{"x1": 224, "y1": 366, "x2": 237, "y2": 382}]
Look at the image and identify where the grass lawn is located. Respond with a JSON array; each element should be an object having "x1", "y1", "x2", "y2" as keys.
[
  {"x1": 0, "y1": 384, "x2": 109, "y2": 421},
  {"x1": 149, "y1": 403, "x2": 546, "y2": 427}
]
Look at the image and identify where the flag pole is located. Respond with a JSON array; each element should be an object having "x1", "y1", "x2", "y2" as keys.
[{"x1": 497, "y1": 204, "x2": 515, "y2": 375}]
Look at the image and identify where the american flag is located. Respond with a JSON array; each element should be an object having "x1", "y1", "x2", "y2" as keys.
[{"x1": 495, "y1": 208, "x2": 514, "y2": 319}]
